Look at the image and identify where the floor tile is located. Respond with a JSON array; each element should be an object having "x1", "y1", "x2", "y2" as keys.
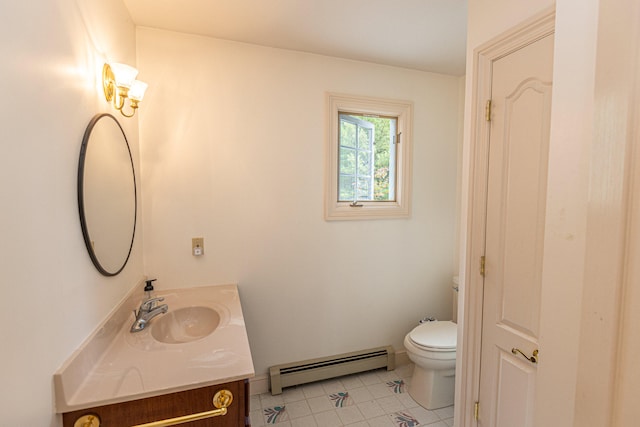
[
  {"x1": 251, "y1": 395, "x2": 262, "y2": 409},
  {"x1": 404, "y1": 406, "x2": 440, "y2": 425},
  {"x1": 368, "y1": 383, "x2": 395, "y2": 399},
  {"x1": 358, "y1": 371, "x2": 383, "y2": 385},
  {"x1": 376, "y1": 396, "x2": 405, "y2": 414},
  {"x1": 433, "y1": 405, "x2": 454, "y2": 420},
  {"x1": 347, "y1": 387, "x2": 375, "y2": 403},
  {"x1": 396, "y1": 392, "x2": 419, "y2": 409},
  {"x1": 263, "y1": 405, "x2": 289, "y2": 424},
  {"x1": 261, "y1": 393, "x2": 285, "y2": 408},
  {"x1": 335, "y1": 405, "x2": 365, "y2": 425},
  {"x1": 329, "y1": 391, "x2": 354, "y2": 408},
  {"x1": 283, "y1": 387, "x2": 307, "y2": 403},
  {"x1": 290, "y1": 414, "x2": 319, "y2": 427},
  {"x1": 251, "y1": 409, "x2": 266, "y2": 426},
  {"x1": 356, "y1": 400, "x2": 386, "y2": 419},
  {"x1": 302, "y1": 382, "x2": 327, "y2": 399},
  {"x1": 322, "y1": 379, "x2": 347, "y2": 394},
  {"x1": 286, "y1": 400, "x2": 313, "y2": 419},
  {"x1": 307, "y1": 395, "x2": 336, "y2": 414},
  {"x1": 341, "y1": 375, "x2": 365, "y2": 390},
  {"x1": 385, "y1": 379, "x2": 406, "y2": 394},
  {"x1": 249, "y1": 366, "x2": 455, "y2": 427},
  {"x1": 368, "y1": 415, "x2": 396, "y2": 427},
  {"x1": 389, "y1": 410, "x2": 420, "y2": 427},
  {"x1": 376, "y1": 370, "x2": 402, "y2": 383},
  {"x1": 313, "y1": 410, "x2": 343, "y2": 426}
]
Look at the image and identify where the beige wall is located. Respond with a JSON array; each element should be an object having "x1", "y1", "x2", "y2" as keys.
[
  {"x1": 136, "y1": 27, "x2": 462, "y2": 376},
  {"x1": 0, "y1": 1, "x2": 143, "y2": 425}
]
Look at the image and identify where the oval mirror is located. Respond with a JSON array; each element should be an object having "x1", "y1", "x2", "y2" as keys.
[{"x1": 78, "y1": 113, "x2": 137, "y2": 276}]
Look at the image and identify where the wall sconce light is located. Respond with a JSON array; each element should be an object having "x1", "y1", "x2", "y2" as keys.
[{"x1": 102, "y1": 63, "x2": 148, "y2": 118}]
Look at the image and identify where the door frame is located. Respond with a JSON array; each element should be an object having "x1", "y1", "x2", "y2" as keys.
[{"x1": 456, "y1": 8, "x2": 555, "y2": 426}]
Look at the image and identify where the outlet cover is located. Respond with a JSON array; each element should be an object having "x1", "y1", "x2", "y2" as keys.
[{"x1": 192, "y1": 237, "x2": 204, "y2": 256}]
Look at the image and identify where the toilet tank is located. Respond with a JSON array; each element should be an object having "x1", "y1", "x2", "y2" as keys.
[{"x1": 452, "y1": 276, "x2": 459, "y2": 323}]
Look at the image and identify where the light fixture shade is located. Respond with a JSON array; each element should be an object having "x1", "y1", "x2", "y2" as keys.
[
  {"x1": 109, "y1": 63, "x2": 139, "y2": 88},
  {"x1": 128, "y1": 80, "x2": 148, "y2": 101}
]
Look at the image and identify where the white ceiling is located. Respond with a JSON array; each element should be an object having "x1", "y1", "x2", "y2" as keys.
[{"x1": 123, "y1": 0, "x2": 468, "y2": 76}]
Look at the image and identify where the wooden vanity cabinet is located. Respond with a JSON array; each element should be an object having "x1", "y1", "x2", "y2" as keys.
[{"x1": 62, "y1": 379, "x2": 250, "y2": 427}]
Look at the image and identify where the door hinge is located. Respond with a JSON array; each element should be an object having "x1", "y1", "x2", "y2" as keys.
[
  {"x1": 485, "y1": 99, "x2": 492, "y2": 122},
  {"x1": 480, "y1": 256, "x2": 486, "y2": 277},
  {"x1": 474, "y1": 401, "x2": 480, "y2": 420}
]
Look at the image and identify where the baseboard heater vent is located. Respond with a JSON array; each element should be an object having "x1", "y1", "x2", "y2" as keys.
[{"x1": 269, "y1": 345, "x2": 395, "y2": 395}]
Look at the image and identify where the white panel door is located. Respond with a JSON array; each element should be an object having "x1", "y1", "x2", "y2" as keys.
[{"x1": 478, "y1": 33, "x2": 554, "y2": 427}]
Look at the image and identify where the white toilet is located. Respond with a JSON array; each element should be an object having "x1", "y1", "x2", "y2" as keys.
[{"x1": 403, "y1": 279, "x2": 458, "y2": 409}]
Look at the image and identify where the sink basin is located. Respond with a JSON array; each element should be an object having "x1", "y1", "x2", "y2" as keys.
[
  {"x1": 151, "y1": 306, "x2": 220, "y2": 344},
  {"x1": 54, "y1": 284, "x2": 254, "y2": 413}
]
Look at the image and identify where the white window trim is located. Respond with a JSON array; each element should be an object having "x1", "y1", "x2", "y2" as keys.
[{"x1": 325, "y1": 92, "x2": 413, "y2": 220}]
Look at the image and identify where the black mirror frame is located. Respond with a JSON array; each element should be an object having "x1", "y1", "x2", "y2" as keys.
[{"x1": 78, "y1": 113, "x2": 137, "y2": 276}]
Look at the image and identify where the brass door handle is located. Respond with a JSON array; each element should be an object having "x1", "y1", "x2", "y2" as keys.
[
  {"x1": 512, "y1": 348, "x2": 539, "y2": 364},
  {"x1": 74, "y1": 390, "x2": 233, "y2": 427}
]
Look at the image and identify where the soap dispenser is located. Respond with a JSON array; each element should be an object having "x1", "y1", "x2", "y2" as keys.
[{"x1": 144, "y1": 278, "x2": 157, "y2": 299}]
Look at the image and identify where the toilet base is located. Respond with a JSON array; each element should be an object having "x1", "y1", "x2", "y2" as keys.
[{"x1": 408, "y1": 365, "x2": 455, "y2": 410}]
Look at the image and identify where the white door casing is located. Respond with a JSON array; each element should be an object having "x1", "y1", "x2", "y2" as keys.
[{"x1": 457, "y1": 9, "x2": 555, "y2": 427}]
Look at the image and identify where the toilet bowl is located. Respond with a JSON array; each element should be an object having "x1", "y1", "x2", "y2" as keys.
[{"x1": 404, "y1": 320, "x2": 457, "y2": 409}]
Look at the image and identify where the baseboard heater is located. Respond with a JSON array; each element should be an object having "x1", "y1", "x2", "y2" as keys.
[{"x1": 269, "y1": 345, "x2": 395, "y2": 395}]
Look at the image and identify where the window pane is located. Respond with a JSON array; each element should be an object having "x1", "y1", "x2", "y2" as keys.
[
  {"x1": 374, "y1": 164, "x2": 390, "y2": 200},
  {"x1": 340, "y1": 120, "x2": 356, "y2": 148},
  {"x1": 337, "y1": 111, "x2": 397, "y2": 202},
  {"x1": 358, "y1": 126, "x2": 372, "y2": 150},
  {"x1": 339, "y1": 147, "x2": 356, "y2": 175},
  {"x1": 357, "y1": 177, "x2": 371, "y2": 200},
  {"x1": 339, "y1": 175, "x2": 355, "y2": 201},
  {"x1": 357, "y1": 150, "x2": 371, "y2": 175}
]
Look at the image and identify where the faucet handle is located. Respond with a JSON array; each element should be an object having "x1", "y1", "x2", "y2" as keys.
[{"x1": 140, "y1": 296, "x2": 165, "y2": 311}]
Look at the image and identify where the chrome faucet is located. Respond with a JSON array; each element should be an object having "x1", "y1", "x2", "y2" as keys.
[{"x1": 130, "y1": 297, "x2": 168, "y2": 332}]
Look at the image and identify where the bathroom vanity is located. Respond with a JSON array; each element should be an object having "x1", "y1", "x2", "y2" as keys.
[
  {"x1": 61, "y1": 380, "x2": 248, "y2": 426},
  {"x1": 54, "y1": 283, "x2": 254, "y2": 426}
]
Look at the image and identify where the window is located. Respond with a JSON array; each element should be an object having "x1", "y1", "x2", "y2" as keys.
[
  {"x1": 338, "y1": 113, "x2": 396, "y2": 202},
  {"x1": 326, "y1": 93, "x2": 413, "y2": 220}
]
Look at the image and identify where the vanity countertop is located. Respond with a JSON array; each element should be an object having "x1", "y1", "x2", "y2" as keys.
[{"x1": 54, "y1": 282, "x2": 255, "y2": 413}]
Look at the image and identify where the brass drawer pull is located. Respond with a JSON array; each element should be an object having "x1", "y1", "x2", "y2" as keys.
[
  {"x1": 512, "y1": 348, "x2": 539, "y2": 364},
  {"x1": 74, "y1": 415, "x2": 100, "y2": 427},
  {"x1": 73, "y1": 390, "x2": 233, "y2": 427}
]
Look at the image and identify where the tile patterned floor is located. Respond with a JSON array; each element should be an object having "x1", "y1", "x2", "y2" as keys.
[{"x1": 250, "y1": 365, "x2": 454, "y2": 427}]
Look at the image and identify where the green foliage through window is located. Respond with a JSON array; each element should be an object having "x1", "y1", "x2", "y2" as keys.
[{"x1": 338, "y1": 112, "x2": 397, "y2": 202}]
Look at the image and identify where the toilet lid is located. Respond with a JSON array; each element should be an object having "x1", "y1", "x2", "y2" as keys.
[{"x1": 409, "y1": 321, "x2": 457, "y2": 350}]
